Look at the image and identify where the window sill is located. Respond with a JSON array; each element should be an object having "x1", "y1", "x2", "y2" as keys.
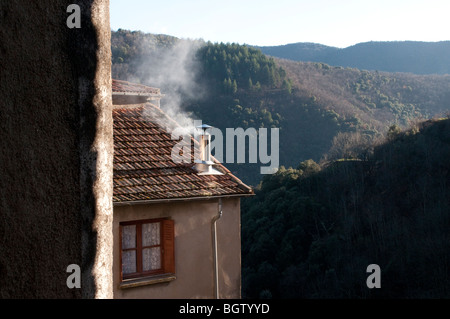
[{"x1": 120, "y1": 274, "x2": 176, "y2": 289}]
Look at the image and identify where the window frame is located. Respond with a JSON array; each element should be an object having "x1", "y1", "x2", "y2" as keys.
[{"x1": 119, "y1": 218, "x2": 175, "y2": 282}]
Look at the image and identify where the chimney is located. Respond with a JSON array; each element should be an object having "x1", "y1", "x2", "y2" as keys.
[{"x1": 194, "y1": 124, "x2": 223, "y2": 175}]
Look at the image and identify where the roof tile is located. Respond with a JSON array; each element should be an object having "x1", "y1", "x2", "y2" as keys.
[{"x1": 113, "y1": 102, "x2": 253, "y2": 203}]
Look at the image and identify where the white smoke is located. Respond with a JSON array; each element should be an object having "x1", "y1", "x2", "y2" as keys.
[{"x1": 140, "y1": 38, "x2": 206, "y2": 135}]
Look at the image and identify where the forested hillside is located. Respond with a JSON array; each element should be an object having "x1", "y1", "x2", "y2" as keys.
[
  {"x1": 258, "y1": 41, "x2": 450, "y2": 75},
  {"x1": 241, "y1": 118, "x2": 450, "y2": 298},
  {"x1": 277, "y1": 59, "x2": 450, "y2": 133},
  {"x1": 112, "y1": 29, "x2": 450, "y2": 299},
  {"x1": 111, "y1": 30, "x2": 450, "y2": 186}
]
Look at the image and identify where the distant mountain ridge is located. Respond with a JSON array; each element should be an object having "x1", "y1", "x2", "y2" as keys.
[
  {"x1": 257, "y1": 41, "x2": 450, "y2": 75},
  {"x1": 111, "y1": 30, "x2": 450, "y2": 185}
]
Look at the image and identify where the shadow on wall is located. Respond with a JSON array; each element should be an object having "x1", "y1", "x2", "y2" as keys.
[{"x1": 0, "y1": 0, "x2": 113, "y2": 298}]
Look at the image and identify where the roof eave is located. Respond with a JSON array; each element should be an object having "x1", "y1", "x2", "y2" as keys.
[
  {"x1": 113, "y1": 193, "x2": 255, "y2": 207},
  {"x1": 112, "y1": 92, "x2": 165, "y2": 99}
]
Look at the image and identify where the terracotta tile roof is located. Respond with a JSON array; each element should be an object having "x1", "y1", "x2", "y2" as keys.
[
  {"x1": 112, "y1": 79, "x2": 161, "y2": 96},
  {"x1": 113, "y1": 104, "x2": 254, "y2": 203}
]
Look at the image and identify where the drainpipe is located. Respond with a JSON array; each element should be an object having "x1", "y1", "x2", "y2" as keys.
[{"x1": 212, "y1": 198, "x2": 223, "y2": 299}]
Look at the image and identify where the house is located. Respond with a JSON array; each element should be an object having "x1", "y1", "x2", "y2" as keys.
[{"x1": 111, "y1": 79, "x2": 254, "y2": 299}]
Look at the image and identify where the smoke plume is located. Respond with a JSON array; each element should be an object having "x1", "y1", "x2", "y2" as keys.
[{"x1": 138, "y1": 38, "x2": 206, "y2": 134}]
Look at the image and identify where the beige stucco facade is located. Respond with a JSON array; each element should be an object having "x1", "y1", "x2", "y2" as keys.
[{"x1": 113, "y1": 197, "x2": 242, "y2": 299}]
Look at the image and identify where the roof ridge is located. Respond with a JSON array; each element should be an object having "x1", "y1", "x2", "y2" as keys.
[{"x1": 112, "y1": 79, "x2": 161, "y2": 96}]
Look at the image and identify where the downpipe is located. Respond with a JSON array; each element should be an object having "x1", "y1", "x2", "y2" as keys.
[{"x1": 212, "y1": 198, "x2": 223, "y2": 299}]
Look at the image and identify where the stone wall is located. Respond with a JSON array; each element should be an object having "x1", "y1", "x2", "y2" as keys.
[{"x1": 0, "y1": 1, "x2": 113, "y2": 298}]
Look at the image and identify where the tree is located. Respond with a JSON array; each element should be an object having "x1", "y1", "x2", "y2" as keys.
[
  {"x1": 232, "y1": 79, "x2": 238, "y2": 94},
  {"x1": 326, "y1": 132, "x2": 371, "y2": 160},
  {"x1": 282, "y1": 78, "x2": 292, "y2": 94},
  {"x1": 387, "y1": 124, "x2": 402, "y2": 140}
]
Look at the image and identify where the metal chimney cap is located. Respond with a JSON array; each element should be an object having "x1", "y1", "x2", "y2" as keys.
[{"x1": 196, "y1": 124, "x2": 212, "y2": 131}]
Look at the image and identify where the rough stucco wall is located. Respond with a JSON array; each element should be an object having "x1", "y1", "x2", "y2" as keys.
[
  {"x1": 77, "y1": 0, "x2": 114, "y2": 299},
  {"x1": 0, "y1": 1, "x2": 113, "y2": 298},
  {"x1": 113, "y1": 198, "x2": 241, "y2": 299}
]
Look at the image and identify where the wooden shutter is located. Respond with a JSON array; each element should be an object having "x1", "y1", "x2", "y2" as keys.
[{"x1": 162, "y1": 219, "x2": 175, "y2": 274}]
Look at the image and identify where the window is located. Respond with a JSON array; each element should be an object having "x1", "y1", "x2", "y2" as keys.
[{"x1": 120, "y1": 218, "x2": 175, "y2": 281}]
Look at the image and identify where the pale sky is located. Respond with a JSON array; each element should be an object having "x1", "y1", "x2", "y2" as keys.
[{"x1": 110, "y1": 0, "x2": 450, "y2": 48}]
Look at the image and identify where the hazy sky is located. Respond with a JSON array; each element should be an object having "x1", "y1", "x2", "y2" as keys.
[{"x1": 110, "y1": 0, "x2": 450, "y2": 48}]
